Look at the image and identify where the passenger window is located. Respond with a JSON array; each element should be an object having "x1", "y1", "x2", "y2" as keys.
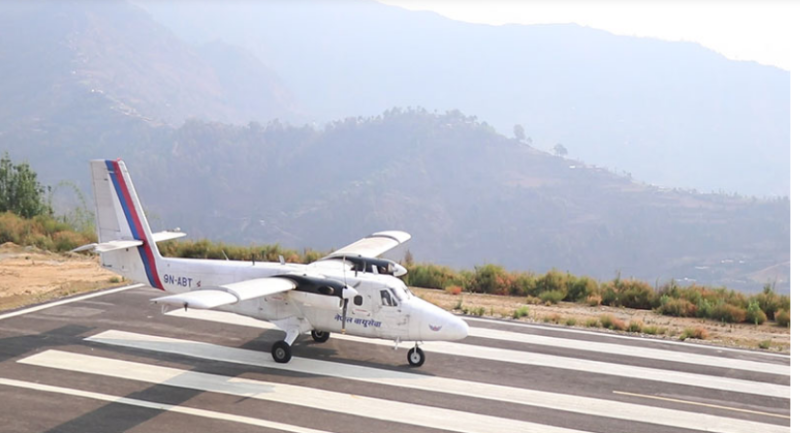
[
  {"x1": 354, "y1": 295, "x2": 363, "y2": 306},
  {"x1": 380, "y1": 290, "x2": 397, "y2": 307}
]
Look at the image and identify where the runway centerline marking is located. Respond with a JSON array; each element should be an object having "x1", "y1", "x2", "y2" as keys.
[
  {"x1": 165, "y1": 309, "x2": 791, "y2": 399},
  {"x1": 613, "y1": 391, "x2": 791, "y2": 420},
  {"x1": 0, "y1": 284, "x2": 143, "y2": 321},
  {"x1": 18, "y1": 350, "x2": 592, "y2": 433},
  {"x1": 85, "y1": 329, "x2": 790, "y2": 433},
  {"x1": 0, "y1": 377, "x2": 331, "y2": 433}
]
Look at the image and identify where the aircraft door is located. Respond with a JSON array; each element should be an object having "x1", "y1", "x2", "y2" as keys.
[{"x1": 374, "y1": 288, "x2": 409, "y2": 339}]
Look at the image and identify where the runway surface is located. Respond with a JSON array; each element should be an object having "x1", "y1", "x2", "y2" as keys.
[{"x1": 0, "y1": 284, "x2": 790, "y2": 433}]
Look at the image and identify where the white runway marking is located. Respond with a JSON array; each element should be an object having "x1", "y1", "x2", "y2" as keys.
[
  {"x1": 467, "y1": 326, "x2": 789, "y2": 376},
  {"x1": 166, "y1": 309, "x2": 790, "y2": 398},
  {"x1": 0, "y1": 284, "x2": 143, "y2": 321},
  {"x1": 0, "y1": 377, "x2": 331, "y2": 433},
  {"x1": 18, "y1": 350, "x2": 591, "y2": 433},
  {"x1": 86, "y1": 330, "x2": 790, "y2": 433},
  {"x1": 464, "y1": 317, "x2": 792, "y2": 359}
]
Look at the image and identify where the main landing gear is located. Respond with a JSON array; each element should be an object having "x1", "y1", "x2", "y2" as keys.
[
  {"x1": 407, "y1": 344, "x2": 425, "y2": 367},
  {"x1": 311, "y1": 330, "x2": 330, "y2": 343}
]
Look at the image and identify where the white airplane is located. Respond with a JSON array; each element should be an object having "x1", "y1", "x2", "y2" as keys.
[{"x1": 75, "y1": 159, "x2": 469, "y2": 366}]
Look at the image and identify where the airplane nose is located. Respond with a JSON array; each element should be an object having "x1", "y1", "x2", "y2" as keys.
[{"x1": 451, "y1": 316, "x2": 469, "y2": 340}]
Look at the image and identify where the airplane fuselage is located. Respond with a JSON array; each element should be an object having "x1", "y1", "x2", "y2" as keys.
[{"x1": 103, "y1": 252, "x2": 466, "y2": 342}]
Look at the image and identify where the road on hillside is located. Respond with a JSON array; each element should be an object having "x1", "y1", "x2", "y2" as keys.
[{"x1": 0, "y1": 285, "x2": 790, "y2": 433}]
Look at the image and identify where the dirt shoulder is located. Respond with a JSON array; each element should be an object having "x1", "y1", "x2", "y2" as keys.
[
  {"x1": 412, "y1": 287, "x2": 791, "y2": 353},
  {"x1": 0, "y1": 242, "x2": 121, "y2": 312}
]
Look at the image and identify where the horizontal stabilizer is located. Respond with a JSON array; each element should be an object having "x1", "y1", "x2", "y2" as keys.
[
  {"x1": 152, "y1": 231, "x2": 187, "y2": 243},
  {"x1": 71, "y1": 240, "x2": 143, "y2": 253}
]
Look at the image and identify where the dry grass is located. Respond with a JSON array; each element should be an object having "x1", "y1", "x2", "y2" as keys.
[{"x1": 412, "y1": 287, "x2": 791, "y2": 352}]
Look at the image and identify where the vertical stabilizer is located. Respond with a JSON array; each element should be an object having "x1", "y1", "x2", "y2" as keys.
[{"x1": 90, "y1": 159, "x2": 164, "y2": 290}]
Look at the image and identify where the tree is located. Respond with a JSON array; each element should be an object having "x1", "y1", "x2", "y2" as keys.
[
  {"x1": 553, "y1": 143, "x2": 568, "y2": 157},
  {"x1": 0, "y1": 153, "x2": 51, "y2": 218},
  {"x1": 513, "y1": 124, "x2": 526, "y2": 141}
]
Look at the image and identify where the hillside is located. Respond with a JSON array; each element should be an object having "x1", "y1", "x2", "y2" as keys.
[
  {"x1": 0, "y1": 0, "x2": 298, "y2": 128},
  {"x1": 5, "y1": 109, "x2": 786, "y2": 293},
  {"x1": 137, "y1": 0, "x2": 789, "y2": 196}
]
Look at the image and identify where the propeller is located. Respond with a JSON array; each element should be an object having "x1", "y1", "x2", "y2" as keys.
[{"x1": 341, "y1": 256, "x2": 349, "y2": 334}]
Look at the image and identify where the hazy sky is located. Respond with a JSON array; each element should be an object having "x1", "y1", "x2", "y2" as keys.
[{"x1": 380, "y1": 0, "x2": 794, "y2": 71}]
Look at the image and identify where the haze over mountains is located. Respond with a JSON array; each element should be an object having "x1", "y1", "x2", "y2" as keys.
[
  {"x1": 0, "y1": 0, "x2": 789, "y2": 292},
  {"x1": 136, "y1": 0, "x2": 789, "y2": 197}
]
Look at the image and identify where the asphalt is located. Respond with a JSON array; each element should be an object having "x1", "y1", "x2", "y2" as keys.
[{"x1": 0, "y1": 285, "x2": 790, "y2": 433}]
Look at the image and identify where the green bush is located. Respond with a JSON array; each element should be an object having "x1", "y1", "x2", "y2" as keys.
[
  {"x1": 775, "y1": 309, "x2": 790, "y2": 327},
  {"x1": 658, "y1": 298, "x2": 697, "y2": 317},
  {"x1": 565, "y1": 276, "x2": 598, "y2": 302},
  {"x1": 510, "y1": 272, "x2": 537, "y2": 296},
  {"x1": 539, "y1": 290, "x2": 566, "y2": 304},
  {"x1": 405, "y1": 263, "x2": 463, "y2": 289},
  {"x1": 469, "y1": 264, "x2": 510, "y2": 294},
  {"x1": 614, "y1": 279, "x2": 657, "y2": 309},
  {"x1": 565, "y1": 317, "x2": 577, "y2": 326},
  {"x1": 746, "y1": 301, "x2": 767, "y2": 325},
  {"x1": 709, "y1": 303, "x2": 746, "y2": 323},
  {"x1": 584, "y1": 318, "x2": 600, "y2": 328},
  {"x1": 531, "y1": 269, "x2": 570, "y2": 298},
  {"x1": 600, "y1": 283, "x2": 617, "y2": 306},
  {"x1": 627, "y1": 321, "x2": 643, "y2": 333}
]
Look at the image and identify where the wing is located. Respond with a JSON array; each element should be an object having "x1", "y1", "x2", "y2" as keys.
[
  {"x1": 325, "y1": 230, "x2": 411, "y2": 259},
  {"x1": 150, "y1": 277, "x2": 296, "y2": 310}
]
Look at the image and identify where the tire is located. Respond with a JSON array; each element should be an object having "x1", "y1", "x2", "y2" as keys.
[
  {"x1": 271, "y1": 341, "x2": 292, "y2": 363},
  {"x1": 407, "y1": 347, "x2": 425, "y2": 367},
  {"x1": 311, "y1": 330, "x2": 330, "y2": 343}
]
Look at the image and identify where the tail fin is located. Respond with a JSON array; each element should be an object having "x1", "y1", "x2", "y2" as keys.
[{"x1": 90, "y1": 159, "x2": 164, "y2": 290}]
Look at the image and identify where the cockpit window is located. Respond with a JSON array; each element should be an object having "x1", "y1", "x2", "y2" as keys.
[{"x1": 380, "y1": 289, "x2": 397, "y2": 307}]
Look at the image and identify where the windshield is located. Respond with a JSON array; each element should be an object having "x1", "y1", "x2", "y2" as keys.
[{"x1": 387, "y1": 280, "x2": 410, "y2": 301}]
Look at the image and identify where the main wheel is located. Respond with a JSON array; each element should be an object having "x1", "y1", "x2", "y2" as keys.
[
  {"x1": 407, "y1": 347, "x2": 425, "y2": 367},
  {"x1": 311, "y1": 330, "x2": 330, "y2": 343},
  {"x1": 271, "y1": 341, "x2": 292, "y2": 363}
]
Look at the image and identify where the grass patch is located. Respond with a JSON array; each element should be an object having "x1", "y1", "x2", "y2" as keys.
[
  {"x1": 679, "y1": 327, "x2": 709, "y2": 341},
  {"x1": 512, "y1": 306, "x2": 530, "y2": 319},
  {"x1": 627, "y1": 320, "x2": 643, "y2": 333},
  {"x1": 565, "y1": 317, "x2": 577, "y2": 326},
  {"x1": 584, "y1": 318, "x2": 600, "y2": 328},
  {"x1": 758, "y1": 340, "x2": 771, "y2": 350}
]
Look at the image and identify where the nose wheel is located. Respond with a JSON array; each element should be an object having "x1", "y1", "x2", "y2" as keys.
[{"x1": 407, "y1": 345, "x2": 425, "y2": 367}]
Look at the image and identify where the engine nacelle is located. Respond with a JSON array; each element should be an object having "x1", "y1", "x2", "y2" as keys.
[{"x1": 328, "y1": 255, "x2": 408, "y2": 277}]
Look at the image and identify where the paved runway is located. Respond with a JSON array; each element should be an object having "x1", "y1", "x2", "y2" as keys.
[{"x1": 0, "y1": 285, "x2": 790, "y2": 433}]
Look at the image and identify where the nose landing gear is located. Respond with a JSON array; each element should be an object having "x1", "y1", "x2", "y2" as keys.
[
  {"x1": 407, "y1": 344, "x2": 425, "y2": 367},
  {"x1": 271, "y1": 341, "x2": 292, "y2": 363}
]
